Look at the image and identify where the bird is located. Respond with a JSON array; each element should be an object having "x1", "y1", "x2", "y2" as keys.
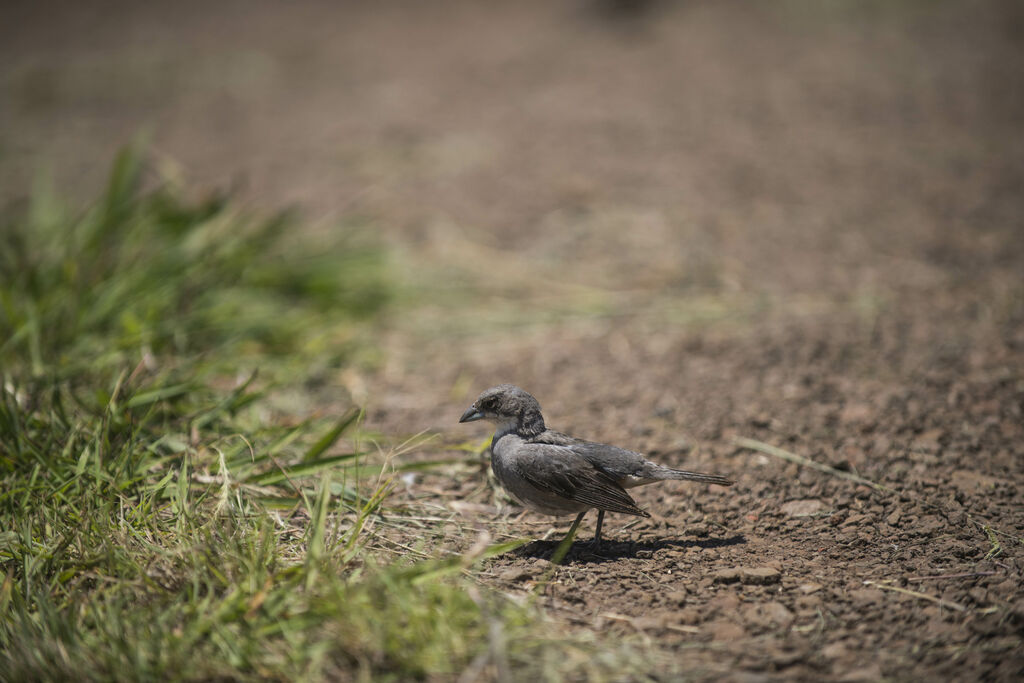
[{"x1": 458, "y1": 384, "x2": 733, "y2": 549}]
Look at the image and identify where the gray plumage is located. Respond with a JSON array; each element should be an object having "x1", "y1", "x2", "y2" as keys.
[{"x1": 459, "y1": 384, "x2": 733, "y2": 545}]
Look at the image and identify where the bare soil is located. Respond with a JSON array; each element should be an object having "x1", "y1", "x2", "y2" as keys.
[{"x1": 3, "y1": 1, "x2": 1023, "y2": 680}]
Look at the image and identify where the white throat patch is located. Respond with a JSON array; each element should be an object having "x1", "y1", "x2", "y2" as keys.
[{"x1": 492, "y1": 418, "x2": 519, "y2": 441}]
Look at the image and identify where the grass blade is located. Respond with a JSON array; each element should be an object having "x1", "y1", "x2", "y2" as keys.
[
  {"x1": 246, "y1": 452, "x2": 365, "y2": 486},
  {"x1": 302, "y1": 408, "x2": 361, "y2": 462}
]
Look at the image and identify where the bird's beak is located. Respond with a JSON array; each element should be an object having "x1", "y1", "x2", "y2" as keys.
[{"x1": 459, "y1": 406, "x2": 485, "y2": 423}]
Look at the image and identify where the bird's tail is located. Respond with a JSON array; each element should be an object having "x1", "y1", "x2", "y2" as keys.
[{"x1": 665, "y1": 469, "x2": 734, "y2": 486}]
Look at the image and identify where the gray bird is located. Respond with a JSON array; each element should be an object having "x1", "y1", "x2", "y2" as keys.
[{"x1": 459, "y1": 384, "x2": 733, "y2": 547}]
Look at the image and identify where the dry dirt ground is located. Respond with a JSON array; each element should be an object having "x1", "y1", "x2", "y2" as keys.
[{"x1": 3, "y1": 1, "x2": 1023, "y2": 680}]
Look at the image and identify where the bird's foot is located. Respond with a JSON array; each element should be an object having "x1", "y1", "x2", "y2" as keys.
[{"x1": 582, "y1": 536, "x2": 608, "y2": 558}]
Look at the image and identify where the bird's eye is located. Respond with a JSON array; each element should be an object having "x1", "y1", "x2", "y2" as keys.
[{"x1": 481, "y1": 398, "x2": 496, "y2": 411}]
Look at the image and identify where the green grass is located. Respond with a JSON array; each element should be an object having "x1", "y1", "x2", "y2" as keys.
[
  {"x1": 0, "y1": 148, "x2": 650, "y2": 681},
  {"x1": 1, "y1": 146, "x2": 389, "y2": 380}
]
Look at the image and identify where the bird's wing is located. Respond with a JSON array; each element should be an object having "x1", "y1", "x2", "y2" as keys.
[
  {"x1": 567, "y1": 440, "x2": 650, "y2": 479},
  {"x1": 531, "y1": 430, "x2": 734, "y2": 486},
  {"x1": 529, "y1": 429, "x2": 584, "y2": 447},
  {"x1": 531, "y1": 430, "x2": 646, "y2": 476},
  {"x1": 513, "y1": 444, "x2": 649, "y2": 517}
]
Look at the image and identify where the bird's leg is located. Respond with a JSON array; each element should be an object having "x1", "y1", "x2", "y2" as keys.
[
  {"x1": 550, "y1": 511, "x2": 586, "y2": 565},
  {"x1": 591, "y1": 509, "x2": 605, "y2": 548}
]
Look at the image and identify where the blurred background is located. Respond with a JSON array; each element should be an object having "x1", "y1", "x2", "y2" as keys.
[{"x1": 2, "y1": 0, "x2": 1022, "y2": 432}]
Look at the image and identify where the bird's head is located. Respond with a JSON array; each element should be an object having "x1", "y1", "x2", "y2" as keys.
[{"x1": 458, "y1": 384, "x2": 545, "y2": 436}]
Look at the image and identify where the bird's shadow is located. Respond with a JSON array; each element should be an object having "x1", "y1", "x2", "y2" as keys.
[{"x1": 512, "y1": 534, "x2": 747, "y2": 564}]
